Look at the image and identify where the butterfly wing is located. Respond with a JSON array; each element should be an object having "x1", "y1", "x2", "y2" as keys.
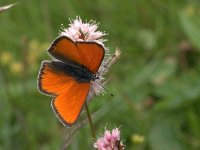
[
  {"x1": 48, "y1": 36, "x2": 82, "y2": 65},
  {"x1": 48, "y1": 36, "x2": 104, "y2": 73},
  {"x1": 52, "y1": 82, "x2": 90, "y2": 126},
  {"x1": 38, "y1": 61, "x2": 76, "y2": 96},
  {"x1": 76, "y1": 41, "x2": 104, "y2": 73},
  {"x1": 38, "y1": 61, "x2": 90, "y2": 126}
]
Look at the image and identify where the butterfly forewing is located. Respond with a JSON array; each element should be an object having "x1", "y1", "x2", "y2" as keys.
[
  {"x1": 51, "y1": 82, "x2": 90, "y2": 126},
  {"x1": 76, "y1": 42, "x2": 104, "y2": 73},
  {"x1": 48, "y1": 36, "x2": 104, "y2": 73}
]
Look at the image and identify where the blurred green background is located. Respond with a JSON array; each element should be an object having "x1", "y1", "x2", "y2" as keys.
[{"x1": 1, "y1": 0, "x2": 200, "y2": 149}]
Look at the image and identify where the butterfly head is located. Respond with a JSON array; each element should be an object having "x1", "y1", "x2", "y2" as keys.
[{"x1": 93, "y1": 72, "x2": 100, "y2": 80}]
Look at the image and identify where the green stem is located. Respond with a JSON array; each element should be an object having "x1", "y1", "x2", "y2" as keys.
[{"x1": 85, "y1": 102, "x2": 96, "y2": 140}]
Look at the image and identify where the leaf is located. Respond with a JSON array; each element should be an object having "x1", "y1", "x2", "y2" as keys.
[
  {"x1": 149, "y1": 120, "x2": 185, "y2": 150},
  {"x1": 179, "y1": 10, "x2": 200, "y2": 51},
  {"x1": 0, "y1": 2, "x2": 19, "y2": 13},
  {"x1": 150, "y1": 57, "x2": 177, "y2": 86},
  {"x1": 153, "y1": 72, "x2": 200, "y2": 112}
]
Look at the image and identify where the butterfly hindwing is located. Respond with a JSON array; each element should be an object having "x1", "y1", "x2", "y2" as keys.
[
  {"x1": 38, "y1": 61, "x2": 76, "y2": 96},
  {"x1": 48, "y1": 36, "x2": 104, "y2": 73},
  {"x1": 48, "y1": 37, "x2": 82, "y2": 65}
]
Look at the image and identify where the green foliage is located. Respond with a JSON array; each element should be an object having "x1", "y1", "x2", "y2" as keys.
[
  {"x1": 180, "y1": 7, "x2": 200, "y2": 51},
  {"x1": 0, "y1": 0, "x2": 200, "y2": 149}
]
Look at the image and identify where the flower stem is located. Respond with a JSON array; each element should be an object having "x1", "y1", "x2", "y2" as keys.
[{"x1": 85, "y1": 102, "x2": 96, "y2": 140}]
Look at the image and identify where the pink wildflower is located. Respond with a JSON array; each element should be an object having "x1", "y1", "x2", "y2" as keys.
[
  {"x1": 60, "y1": 16, "x2": 107, "y2": 45},
  {"x1": 94, "y1": 128, "x2": 125, "y2": 150}
]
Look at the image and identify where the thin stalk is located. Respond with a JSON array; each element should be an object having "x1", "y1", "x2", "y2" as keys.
[{"x1": 85, "y1": 102, "x2": 96, "y2": 140}]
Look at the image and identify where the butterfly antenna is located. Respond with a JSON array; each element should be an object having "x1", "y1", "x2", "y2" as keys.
[{"x1": 103, "y1": 86, "x2": 114, "y2": 97}]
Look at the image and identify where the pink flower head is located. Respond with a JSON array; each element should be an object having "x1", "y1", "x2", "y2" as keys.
[
  {"x1": 94, "y1": 128, "x2": 125, "y2": 150},
  {"x1": 60, "y1": 16, "x2": 107, "y2": 45},
  {"x1": 60, "y1": 17, "x2": 121, "y2": 99}
]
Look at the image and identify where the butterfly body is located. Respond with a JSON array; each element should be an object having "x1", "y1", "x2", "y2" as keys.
[
  {"x1": 51, "y1": 60, "x2": 95, "y2": 83},
  {"x1": 38, "y1": 36, "x2": 104, "y2": 127}
]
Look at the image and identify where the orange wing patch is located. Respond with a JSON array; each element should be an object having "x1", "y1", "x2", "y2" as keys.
[
  {"x1": 48, "y1": 36, "x2": 105, "y2": 73},
  {"x1": 38, "y1": 61, "x2": 91, "y2": 126},
  {"x1": 51, "y1": 82, "x2": 90, "y2": 126},
  {"x1": 48, "y1": 37, "x2": 82, "y2": 65},
  {"x1": 38, "y1": 61, "x2": 76, "y2": 96},
  {"x1": 76, "y1": 42, "x2": 104, "y2": 73}
]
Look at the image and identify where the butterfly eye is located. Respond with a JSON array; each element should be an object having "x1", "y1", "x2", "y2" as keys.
[{"x1": 93, "y1": 73, "x2": 100, "y2": 80}]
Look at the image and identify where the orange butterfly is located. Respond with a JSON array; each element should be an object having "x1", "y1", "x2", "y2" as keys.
[{"x1": 38, "y1": 36, "x2": 104, "y2": 127}]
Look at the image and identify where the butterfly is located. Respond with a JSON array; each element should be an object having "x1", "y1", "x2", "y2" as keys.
[{"x1": 38, "y1": 36, "x2": 105, "y2": 127}]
